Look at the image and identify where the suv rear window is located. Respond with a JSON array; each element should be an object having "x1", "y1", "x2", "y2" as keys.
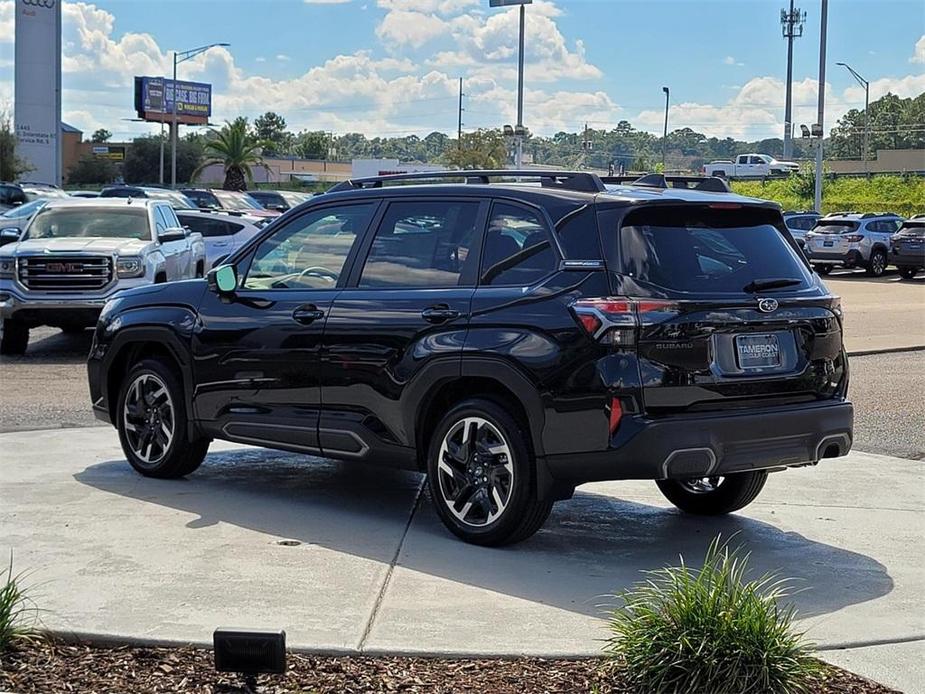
[
  {"x1": 618, "y1": 206, "x2": 810, "y2": 295},
  {"x1": 813, "y1": 221, "x2": 859, "y2": 234},
  {"x1": 898, "y1": 222, "x2": 925, "y2": 237}
]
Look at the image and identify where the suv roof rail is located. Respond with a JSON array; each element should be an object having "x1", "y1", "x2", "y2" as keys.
[
  {"x1": 601, "y1": 173, "x2": 732, "y2": 193},
  {"x1": 327, "y1": 169, "x2": 607, "y2": 194}
]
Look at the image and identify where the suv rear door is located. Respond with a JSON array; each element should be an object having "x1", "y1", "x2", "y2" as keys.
[
  {"x1": 320, "y1": 196, "x2": 485, "y2": 465},
  {"x1": 603, "y1": 204, "x2": 846, "y2": 413}
]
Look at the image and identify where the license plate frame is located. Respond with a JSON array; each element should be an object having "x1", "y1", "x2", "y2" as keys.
[
  {"x1": 823, "y1": 239, "x2": 834, "y2": 247},
  {"x1": 735, "y1": 333, "x2": 782, "y2": 370}
]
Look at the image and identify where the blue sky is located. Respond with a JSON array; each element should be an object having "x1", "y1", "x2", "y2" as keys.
[{"x1": 1, "y1": 0, "x2": 923, "y2": 142}]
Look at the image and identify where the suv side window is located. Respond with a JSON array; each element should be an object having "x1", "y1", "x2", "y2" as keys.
[
  {"x1": 357, "y1": 200, "x2": 480, "y2": 288},
  {"x1": 243, "y1": 203, "x2": 375, "y2": 290},
  {"x1": 162, "y1": 206, "x2": 181, "y2": 230},
  {"x1": 481, "y1": 202, "x2": 557, "y2": 286},
  {"x1": 183, "y1": 215, "x2": 242, "y2": 238},
  {"x1": 154, "y1": 206, "x2": 168, "y2": 235}
]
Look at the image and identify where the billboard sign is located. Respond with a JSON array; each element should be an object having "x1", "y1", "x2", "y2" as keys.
[
  {"x1": 14, "y1": 0, "x2": 63, "y2": 185},
  {"x1": 91, "y1": 145, "x2": 125, "y2": 161},
  {"x1": 135, "y1": 76, "x2": 212, "y2": 124}
]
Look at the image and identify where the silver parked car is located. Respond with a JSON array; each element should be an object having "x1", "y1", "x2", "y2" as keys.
[
  {"x1": 175, "y1": 210, "x2": 261, "y2": 270},
  {"x1": 805, "y1": 212, "x2": 904, "y2": 277},
  {"x1": 782, "y1": 210, "x2": 821, "y2": 249}
]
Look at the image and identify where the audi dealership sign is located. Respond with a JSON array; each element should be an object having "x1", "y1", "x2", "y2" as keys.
[{"x1": 14, "y1": 0, "x2": 62, "y2": 185}]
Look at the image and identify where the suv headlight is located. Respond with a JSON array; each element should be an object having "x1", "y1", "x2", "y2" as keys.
[
  {"x1": 0, "y1": 258, "x2": 14, "y2": 279},
  {"x1": 116, "y1": 256, "x2": 144, "y2": 278}
]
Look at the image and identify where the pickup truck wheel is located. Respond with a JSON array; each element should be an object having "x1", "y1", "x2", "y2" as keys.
[
  {"x1": 116, "y1": 358, "x2": 210, "y2": 478},
  {"x1": 426, "y1": 398, "x2": 552, "y2": 546},
  {"x1": 656, "y1": 470, "x2": 768, "y2": 516},
  {"x1": 0, "y1": 320, "x2": 29, "y2": 355},
  {"x1": 898, "y1": 266, "x2": 918, "y2": 279},
  {"x1": 866, "y1": 249, "x2": 887, "y2": 277}
]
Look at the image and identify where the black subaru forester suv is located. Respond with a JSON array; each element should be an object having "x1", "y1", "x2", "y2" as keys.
[{"x1": 87, "y1": 171, "x2": 853, "y2": 545}]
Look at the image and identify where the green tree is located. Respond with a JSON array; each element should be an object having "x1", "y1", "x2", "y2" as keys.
[
  {"x1": 253, "y1": 111, "x2": 292, "y2": 156},
  {"x1": 90, "y1": 128, "x2": 112, "y2": 143},
  {"x1": 294, "y1": 130, "x2": 329, "y2": 159},
  {"x1": 0, "y1": 110, "x2": 32, "y2": 181},
  {"x1": 122, "y1": 134, "x2": 202, "y2": 184},
  {"x1": 66, "y1": 154, "x2": 117, "y2": 185},
  {"x1": 442, "y1": 129, "x2": 507, "y2": 169},
  {"x1": 194, "y1": 118, "x2": 269, "y2": 190}
]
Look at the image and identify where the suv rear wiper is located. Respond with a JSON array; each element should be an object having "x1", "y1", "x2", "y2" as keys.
[{"x1": 743, "y1": 278, "x2": 803, "y2": 293}]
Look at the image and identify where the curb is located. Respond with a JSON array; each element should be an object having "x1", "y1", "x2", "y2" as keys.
[{"x1": 847, "y1": 345, "x2": 925, "y2": 357}]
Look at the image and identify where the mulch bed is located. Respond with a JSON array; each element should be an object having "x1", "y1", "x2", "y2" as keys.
[{"x1": 0, "y1": 639, "x2": 900, "y2": 694}]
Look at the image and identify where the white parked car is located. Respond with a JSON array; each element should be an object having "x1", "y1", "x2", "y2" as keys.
[
  {"x1": 702, "y1": 153, "x2": 799, "y2": 178},
  {"x1": 0, "y1": 198, "x2": 205, "y2": 354},
  {"x1": 175, "y1": 210, "x2": 262, "y2": 270}
]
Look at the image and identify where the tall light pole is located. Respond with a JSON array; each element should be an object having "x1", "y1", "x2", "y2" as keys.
[
  {"x1": 489, "y1": 0, "x2": 531, "y2": 168},
  {"x1": 836, "y1": 61, "x2": 870, "y2": 175},
  {"x1": 662, "y1": 86, "x2": 670, "y2": 170},
  {"x1": 171, "y1": 42, "x2": 229, "y2": 188},
  {"x1": 781, "y1": 1, "x2": 806, "y2": 159},
  {"x1": 813, "y1": 0, "x2": 828, "y2": 213}
]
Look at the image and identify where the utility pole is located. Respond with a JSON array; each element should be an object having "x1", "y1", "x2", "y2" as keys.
[
  {"x1": 515, "y1": 2, "x2": 526, "y2": 168},
  {"x1": 457, "y1": 77, "x2": 464, "y2": 152},
  {"x1": 662, "y1": 86, "x2": 670, "y2": 170},
  {"x1": 581, "y1": 122, "x2": 592, "y2": 168},
  {"x1": 781, "y1": 1, "x2": 806, "y2": 159},
  {"x1": 836, "y1": 62, "x2": 870, "y2": 175},
  {"x1": 814, "y1": 0, "x2": 828, "y2": 213}
]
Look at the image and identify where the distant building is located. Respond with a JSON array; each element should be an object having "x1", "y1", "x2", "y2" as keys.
[
  {"x1": 827, "y1": 148, "x2": 925, "y2": 175},
  {"x1": 351, "y1": 159, "x2": 445, "y2": 179}
]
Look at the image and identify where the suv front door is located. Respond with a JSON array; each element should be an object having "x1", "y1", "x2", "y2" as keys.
[
  {"x1": 191, "y1": 202, "x2": 378, "y2": 452},
  {"x1": 320, "y1": 197, "x2": 485, "y2": 466}
]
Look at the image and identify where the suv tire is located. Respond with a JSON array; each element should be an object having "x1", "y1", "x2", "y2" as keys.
[
  {"x1": 116, "y1": 358, "x2": 210, "y2": 478},
  {"x1": 426, "y1": 398, "x2": 552, "y2": 546},
  {"x1": 0, "y1": 319, "x2": 29, "y2": 355},
  {"x1": 898, "y1": 266, "x2": 918, "y2": 280},
  {"x1": 656, "y1": 470, "x2": 768, "y2": 515},
  {"x1": 866, "y1": 249, "x2": 887, "y2": 277}
]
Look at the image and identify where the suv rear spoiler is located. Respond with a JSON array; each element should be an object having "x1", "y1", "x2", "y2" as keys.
[{"x1": 600, "y1": 174, "x2": 732, "y2": 193}]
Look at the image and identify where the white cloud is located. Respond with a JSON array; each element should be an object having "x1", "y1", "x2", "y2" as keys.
[
  {"x1": 0, "y1": 0, "x2": 12, "y2": 43},
  {"x1": 911, "y1": 34, "x2": 925, "y2": 63},
  {"x1": 723, "y1": 56, "x2": 735, "y2": 65},
  {"x1": 276, "y1": 54, "x2": 291, "y2": 61},
  {"x1": 255, "y1": 56, "x2": 266, "y2": 63},
  {"x1": 376, "y1": 10, "x2": 449, "y2": 48}
]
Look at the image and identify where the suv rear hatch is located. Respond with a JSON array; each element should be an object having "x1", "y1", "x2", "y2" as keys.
[
  {"x1": 599, "y1": 204, "x2": 846, "y2": 413},
  {"x1": 805, "y1": 219, "x2": 861, "y2": 256}
]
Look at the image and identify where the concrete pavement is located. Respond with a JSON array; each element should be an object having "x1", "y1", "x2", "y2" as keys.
[{"x1": 1, "y1": 427, "x2": 923, "y2": 692}]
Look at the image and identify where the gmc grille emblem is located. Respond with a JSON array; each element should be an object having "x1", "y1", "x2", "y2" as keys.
[{"x1": 46, "y1": 262, "x2": 83, "y2": 273}]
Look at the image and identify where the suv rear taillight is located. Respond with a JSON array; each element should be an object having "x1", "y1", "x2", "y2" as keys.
[
  {"x1": 571, "y1": 297, "x2": 678, "y2": 344},
  {"x1": 844, "y1": 234, "x2": 864, "y2": 242}
]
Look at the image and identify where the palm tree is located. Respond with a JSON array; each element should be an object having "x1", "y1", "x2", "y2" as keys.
[{"x1": 194, "y1": 118, "x2": 269, "y2": 190}]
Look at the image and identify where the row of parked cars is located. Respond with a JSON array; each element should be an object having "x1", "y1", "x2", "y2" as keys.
[
  {"x1": 783, "y1": 210, "x2": 924, "y2": 279},
  {"x1": 0, "y1": 182, "x2": 314, "y2": 354}
]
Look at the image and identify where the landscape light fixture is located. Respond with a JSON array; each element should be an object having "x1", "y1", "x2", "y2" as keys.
[
  {"x1": 170, "y1": 42, "x2": 230, "y2": 188},
  {"x1": 213, "y1": 627, "x2": 286, "y2": 692},
  {"x1": 489, "y1": 0, "x2": 531, "y2": 168}
]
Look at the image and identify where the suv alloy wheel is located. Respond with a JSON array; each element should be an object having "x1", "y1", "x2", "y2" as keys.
[
  {"x1": 116, "y1": 358, "x2": 210, "y2": 478},
  {"x1": 427, "y1": 399, "x2": 552, "y2": 546},
  {"x1": 866, "y1": 249, "x2": 888, "y2": 277}
]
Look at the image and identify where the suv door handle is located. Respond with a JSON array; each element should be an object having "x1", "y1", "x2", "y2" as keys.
[
  {"x1": 292, "y1": 305, "x2": 325, "y2": 324},
  {"x1": 421, "y1": 304, "x2": 460, "y2": 323}
]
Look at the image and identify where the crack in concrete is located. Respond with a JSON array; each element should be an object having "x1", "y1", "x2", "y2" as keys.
[{"x1": 357, "y1": 478, "x2": 426, "y2": 653}]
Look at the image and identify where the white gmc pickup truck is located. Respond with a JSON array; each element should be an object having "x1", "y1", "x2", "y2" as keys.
[
  {"x1": 702, "y1": 153, "x2": 799, "y2": 178},
  {"x1": 0, "y1": 198, "x2": 204, "y2": 354}
]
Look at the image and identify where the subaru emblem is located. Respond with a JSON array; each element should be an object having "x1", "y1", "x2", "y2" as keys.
[{"x1": 757, "y1": 298, "x2": 779, "y2": 313}]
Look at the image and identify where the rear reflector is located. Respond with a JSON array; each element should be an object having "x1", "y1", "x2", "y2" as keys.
[
  {"x1": 609, "y1": 397, "x2": 623, "y2": 434},
  {"x1": 577, "y1": 313, "x2": 601, "y2": 335}
]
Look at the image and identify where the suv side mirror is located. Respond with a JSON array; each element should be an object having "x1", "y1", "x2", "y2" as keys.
[
  {"x1": 208, "y1": 264, "x2": 238, "y2": 294},
  {"x1": 0, "y1": 227, "x2": 22, "y2": 247},
  {"x1": 158, "y1": 227, "x2": 186, "y2": 243}
]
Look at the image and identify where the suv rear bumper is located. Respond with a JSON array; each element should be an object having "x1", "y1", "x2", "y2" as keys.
[
  {"x1": 808, "y1": 249, "x2": 864, "y2": 267},
  {"x1": 545, "y1": 400, "x2": 853, "y2": 484}
]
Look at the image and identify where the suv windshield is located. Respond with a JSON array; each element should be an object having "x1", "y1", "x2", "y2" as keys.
[
  {"x1": 27, "y1": 208, "x2": 150, "y2": 240},
  {"x1": 619, "y1": 207, "x2": 810, "y2": 295},
  {"x1": 1, "y1": 199, "x2": 47, "y2": 219},
  {"x1": 214, "y1": 191, "x2": 261, "y2": 211},
  {"x1": 813, "y1": 221, "x2": 859, "y2": 234}
]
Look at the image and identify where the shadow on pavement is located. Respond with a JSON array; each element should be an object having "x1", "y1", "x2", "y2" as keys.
[{"x1": 75, "y1": 447, "x2": 893, "y2": 622}]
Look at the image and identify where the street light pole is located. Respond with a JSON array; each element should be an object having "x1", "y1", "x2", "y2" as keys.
[
  {"x1": 170, "y1": 42, "x2": 229, "y2": 188},
  {"x1": 813, "y1": 0, "x2": 828, "y2": 213},
  {"x1": 836, "y1": 62, "x2": 870, "y2": 175},
  {"x1": 662, "y1": 86, "x2": 670, "y2": 170},
  {"x1": 516, "y1": 2, "x2": 525, "y2": 168}
]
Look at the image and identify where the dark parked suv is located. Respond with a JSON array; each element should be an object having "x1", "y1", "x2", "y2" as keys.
[{"x1": 87, "y1": 171, "x2": 853, "y2": 545}]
